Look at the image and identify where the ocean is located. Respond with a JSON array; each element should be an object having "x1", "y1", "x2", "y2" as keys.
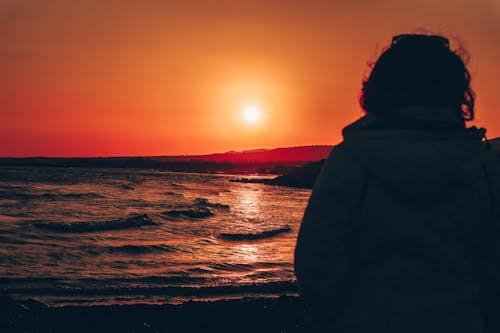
[{"x1": 0, "y1": 166, "x2": 310, "y2": 306}]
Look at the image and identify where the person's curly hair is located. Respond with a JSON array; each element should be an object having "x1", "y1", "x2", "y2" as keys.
[{"x1": 360, "y1": 34, "x2": 475, "y2": 121}]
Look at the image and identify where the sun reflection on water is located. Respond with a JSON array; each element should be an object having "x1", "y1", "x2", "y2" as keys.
[
  {"x1": 231, "y1": 243, "x2": 260, "y2": 264},
  {"x1": 233, "y1": 188, "x2": 262, "y2": 217}
]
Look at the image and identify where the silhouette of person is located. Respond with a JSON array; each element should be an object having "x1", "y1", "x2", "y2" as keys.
[{"x1": 294, "y1": 34, "x2": 500, "y2": 333}]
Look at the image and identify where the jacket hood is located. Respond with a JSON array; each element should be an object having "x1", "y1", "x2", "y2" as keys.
[{"x1": 341, "y1": 107, "x2": 487, "y2": 200}]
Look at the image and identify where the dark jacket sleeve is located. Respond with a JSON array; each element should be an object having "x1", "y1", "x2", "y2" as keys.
[
  {"x1": 480, "y1": 152, "x2": 500, "y2": 333},
  {"x1": 294, "y1": 145, "x2": 365, "y2": 332}
]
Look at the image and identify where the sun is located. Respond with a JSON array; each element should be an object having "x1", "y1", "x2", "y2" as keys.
[{"x1": 242, "y1": 105, "x2": 261, "y2": 124}]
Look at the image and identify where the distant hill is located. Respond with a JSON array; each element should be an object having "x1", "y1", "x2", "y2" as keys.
[
  {"x1": 0, "y1": 145, "x2": 334, "y2": 174},
  {"x1": 152, "y1": 145, "x2": 333, "y2": 164}
]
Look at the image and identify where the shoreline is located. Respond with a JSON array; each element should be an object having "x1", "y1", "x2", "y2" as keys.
[{"x1": 1, "y1": 294, "x2": 311, "y2": 332}]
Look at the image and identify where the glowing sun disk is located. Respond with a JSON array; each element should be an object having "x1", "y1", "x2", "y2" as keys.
[{"x1": 243, "y1": 106, "x2": 261, "y2": 123}]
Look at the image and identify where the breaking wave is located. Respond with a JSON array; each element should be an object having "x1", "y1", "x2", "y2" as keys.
[
  {"x1": 1, "y1": 280, "x2": 298, "y2": 296},
  {"x1": 163, "y1": 208, "x2": 214, "y2": 219},
  {"x1": 32, "y1": 214, "x2": 159, "y2": 233},
  {"x1": 105, "y1": 244, "x2": 180, "y2": 255},
  {"x1": 162, "y1": 198, "x2": 229, "y2": 219},
  {"x1": 192, "y1": 198, "x2": 229, "y2": 209},
  {"x1": 220, "y1": 226, "x2": 292, "y2": 241},
  {"x1": 0, "y1": 191, "x2": 105, "y2": 201}
]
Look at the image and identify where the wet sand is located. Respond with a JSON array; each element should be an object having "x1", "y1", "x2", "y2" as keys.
[{"x1": 1, "y1": 295, "x2": 312, "y2": 333}]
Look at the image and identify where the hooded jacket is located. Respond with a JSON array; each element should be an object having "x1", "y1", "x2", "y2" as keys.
[{"x1": 294, "y1": 108, "x2": 500, "y2": 333}]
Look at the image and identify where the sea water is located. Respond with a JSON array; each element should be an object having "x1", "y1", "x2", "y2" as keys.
[{"x1": 0, "y1": 167, "x2": 310, "y2": 306}]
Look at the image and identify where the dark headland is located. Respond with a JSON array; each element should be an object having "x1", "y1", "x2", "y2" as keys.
[
  {"x1": 231, "y1": 160, "x2": 325, "y2": 189},
  {"x1": 0, "y1": 145, "x2": 333, "y2": 175}
]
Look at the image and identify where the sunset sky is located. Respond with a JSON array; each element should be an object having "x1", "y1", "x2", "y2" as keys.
[{"x1": 1, "y1": 0, "x2": 499, "y2": 157}]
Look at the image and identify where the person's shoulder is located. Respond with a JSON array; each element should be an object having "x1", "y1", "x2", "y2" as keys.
[
  {"x1": 310, "y1": 141, "x2": 369, "y2": 207},
  {"x1": 316, "y1": 142, "x2": 365, "y2": 186},
  {"x1": 482, "y1": 146, "x2": 500, "y2": 173},
  {"x1": 325, "y1": 141, "x2": 359, "y2": 164}
]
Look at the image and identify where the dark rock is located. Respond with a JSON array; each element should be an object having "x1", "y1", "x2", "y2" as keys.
[{"x1": 230, "y1": 160, "x2": 325, "y2": 189}]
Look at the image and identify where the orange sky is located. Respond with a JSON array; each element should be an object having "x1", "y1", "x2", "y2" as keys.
[{"x1": 1, "y1": 0, "x2": 499, "y2": 157}]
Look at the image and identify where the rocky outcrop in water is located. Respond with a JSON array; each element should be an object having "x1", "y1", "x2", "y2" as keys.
[{"x1": 231, "y1": 160, "x2": 325, "y2": 189}]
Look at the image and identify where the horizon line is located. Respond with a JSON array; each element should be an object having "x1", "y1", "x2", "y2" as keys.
[{"x1": 0, "y1": 144, "x2": 335, "y2": 159}]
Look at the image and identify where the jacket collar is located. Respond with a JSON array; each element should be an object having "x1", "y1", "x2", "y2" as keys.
[{"x1": 343, "y1": 107, "x2": 467, "y2": 134}]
